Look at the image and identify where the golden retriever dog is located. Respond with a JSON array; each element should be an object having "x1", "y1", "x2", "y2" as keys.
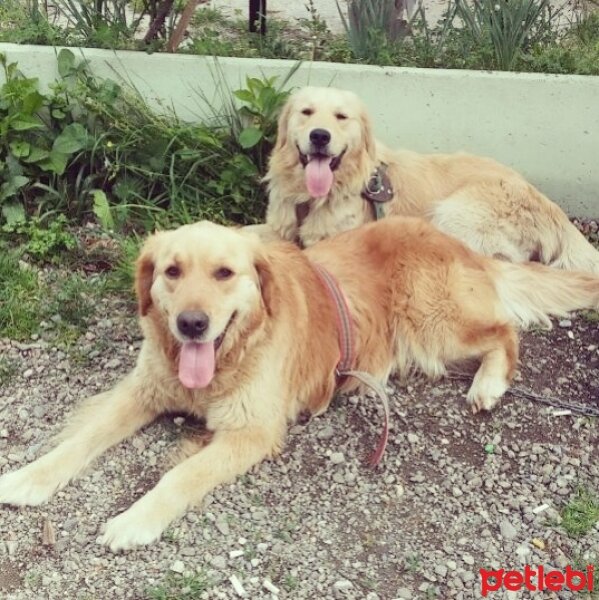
[
  {"x1": 1, "y1": 218, "x2": 598, "y2": 551},
  {"x1": 265, "y1": 86, "x2": 599, "y2": 273}
]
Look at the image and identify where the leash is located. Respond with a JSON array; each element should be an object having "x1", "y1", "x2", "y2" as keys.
[
  {"x1": 295, "y1": 163, "x2": 395, "y2": 240},
  {"x1": 311, "y1": 262, "x2": 391, "y2": 467}
]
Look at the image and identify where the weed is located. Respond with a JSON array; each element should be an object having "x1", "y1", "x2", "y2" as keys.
[
  {"x1": 337, "y1": 0, "x2": 407, "y2": 62},
  {"x1": 580, "y1": 309, "x2": 599, "y2": 323},
  {"x1": 147, "y1": 572, "x2": 211, "y2": 600},
  {"x1": 0, "y1": 356, "x2": 17, "y2": 387},
  {"x1": 569, "y1": 554, "x2": 598, "y2": 599},
  {"x1": 561, "y1": 487, "x2": 599, "y2": 537},
  {"x1": 2, "y1": 215, "x2": 77, "y2": 262},
  {"x1": 103, "y1": 234, "x2": 142, "y2": 296},
  {"x1": 405, "y1": 552, "x2": 422, "y2": 573},
  {"x1": 0, "y1": 246, "x2": 43, "y2": 339},
  {"x1": 282, "y1": 574, "x2": 299, "y2": 592}
]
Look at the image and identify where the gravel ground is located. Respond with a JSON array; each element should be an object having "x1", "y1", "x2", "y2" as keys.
[{"x1": 0, "y1": 279, "x2": 598, "y2": 599}]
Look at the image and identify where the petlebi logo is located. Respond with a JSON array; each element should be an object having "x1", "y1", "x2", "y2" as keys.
[{"x1": 480, "y1": 565, "x2": 595, "y2": 596}]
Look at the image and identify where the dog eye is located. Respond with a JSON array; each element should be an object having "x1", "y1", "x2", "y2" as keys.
[
  {"x1": 214, "y1": 267, "x2": 234, "y2": 281},
  {"x1": 165, "y1": 265, "x2": 181, "y2": 279},
  {"x1": 301, "y1": 108, "x2": 314, "y2": 116},
  {"x1": 335, "y1": 113, "x2": 348, "y2": 120}
]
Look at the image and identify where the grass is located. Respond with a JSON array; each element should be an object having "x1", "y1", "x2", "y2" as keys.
[
  {"x1": 0, "y1": 246, "x2": 44, "y2": 340},
  {"x1": 147, "y1": 572, "x2": 211, "y2": 600},
  {"x1": 580, "y1": 309, "x2": 599, "y2": 323},
  {"x1": 561, "y1": 488, "x2": 599, "y2": 537},
  {"x1": 0, "y1": 239, "x2": 112, "y2": 344},
  {"x1": 0, "y1": 357, "x2": 17, "y2": 387}
]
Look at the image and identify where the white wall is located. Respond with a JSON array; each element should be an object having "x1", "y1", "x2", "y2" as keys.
[{"x1": 1, "y1": 43, "x2": 598, "y2": 216}]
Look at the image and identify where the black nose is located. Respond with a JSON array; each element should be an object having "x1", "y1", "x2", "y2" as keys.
[
  {"x1": 310, "y1": 128, "x2": 331, "y2": 148},
  {"x1": 177, "y1": 311, "x2": 209, "y2": 339}
]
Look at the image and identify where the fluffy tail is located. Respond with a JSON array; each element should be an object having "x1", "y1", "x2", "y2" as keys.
[
  {"x1": 549, "y1": 217, "x2": 599, "y2": 274},
  {"x1": 493, "y1": 261, "x2": 599, "y2": 328}
]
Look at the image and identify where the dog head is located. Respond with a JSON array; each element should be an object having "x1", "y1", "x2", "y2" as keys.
[
  {"x1": 135, "y1": 222, "x2": 273, "y2": 389},
  {"x1": 272, "y1": 86, "x2": 376, "y2": 197}
]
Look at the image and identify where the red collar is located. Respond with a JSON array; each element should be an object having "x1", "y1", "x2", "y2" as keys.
[{"x1": 311, "y1": 262, "x2": 390, "y2": 467}]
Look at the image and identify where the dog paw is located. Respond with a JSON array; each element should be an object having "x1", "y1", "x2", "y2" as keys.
[
  {"x1": 0, "y1": 467, "x2": 58, "y2": 506},
  {"x1": 99, "y1": 498, "x2": 171, "y2": 552}
]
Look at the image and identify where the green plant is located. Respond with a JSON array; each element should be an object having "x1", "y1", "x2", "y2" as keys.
[
  {"x1": 147, "y1": 572, "x2": 211, "y2": 600},
  {"x1": 337, "y1": 0, "x2": 407, "y2": 62},
  {"x1": 2, "y1": 215, "x2": 77, "y2": 261},
  {"x1": 0, "y1": 245, "x2": 43, "y2": 339},
  {"x1": 454, "y1": 0, "x2": 556, "y2": 70},
  {"x1": 0, "y1": 356, "x2": 17, "y2": 387},
  {"x1": 0, "y1": 52, "x2": 93, "y2": 224},
  {"x1": 561, "y1": 488, "x2": 599, "y2": 537}
]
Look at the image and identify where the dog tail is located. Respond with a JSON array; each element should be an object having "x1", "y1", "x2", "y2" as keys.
[
  {"x1": 493, "y1": 260, "x2": 599, "y2": 328},
  {"x1": 525, "y1": 187, "x2": 599, "y2": 274},
  {"x1": 549, "y1": 215, "x2": 599, "y2": 275}
]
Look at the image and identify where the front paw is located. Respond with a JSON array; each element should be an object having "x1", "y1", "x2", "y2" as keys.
[
  {"x1": 0, "y1": 466, "x2": 60, "y2": 506},
  {"x1": 99, "y1": 496, "x2": 172, "y2": 551}
]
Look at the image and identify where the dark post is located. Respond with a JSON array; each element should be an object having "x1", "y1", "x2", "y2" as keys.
[{"x1": 249, "y1": 0, "x2": 267, "y2": 35}]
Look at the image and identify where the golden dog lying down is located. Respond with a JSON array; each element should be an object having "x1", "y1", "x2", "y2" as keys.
[
  {"x1": 265, "y1": 86, "x2": 599, "y2": 273},
  {"x1": 1, "y1": 217, "x2": 597, "y2": 551}
]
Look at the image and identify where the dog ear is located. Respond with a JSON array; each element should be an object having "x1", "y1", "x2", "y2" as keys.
[
  {"x1": 135, "y1": 233, "x2": 162, "y2": 316},
  {"x1": 360, "y1": 109, "x2": 377, "y2": 160},
  {"x1": 273, "y1": 96, "x2": 293, "y2": 152},
  {"x1": 254, "y1": 252, "x2": 276, "y2": 317}
]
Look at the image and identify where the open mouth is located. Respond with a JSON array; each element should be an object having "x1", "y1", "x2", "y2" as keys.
[
  {"x1": 177, "y1": 311, "x2": 237, "y2": 390},
  {"x1": 214, "y1": 311, "x2": 236, "y2": 351},
  {"x1": 298, "y1": 147, "x2": 347, "y2": 198},
  {"x1": 298, "y1": 147, "x2": 346, "y2": 171}
]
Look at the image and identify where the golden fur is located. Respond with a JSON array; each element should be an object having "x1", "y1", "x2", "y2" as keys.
[
  {"x1": 265, "y1": 86, "x2": 599, "y2": 273},
  {"x1": 1, "y1": 218, "x2": 598, "y2": 550}
]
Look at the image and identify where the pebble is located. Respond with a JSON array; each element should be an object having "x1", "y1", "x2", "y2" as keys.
[
  {"x1": 210, "y1": 556, "x2": 226, "y2": 569},
  {"x1": 229, "y1": 574, "x2": 246, "y2": 597},
  {"x1": 330, "y1": 452, "x2": 345, "y2": 465},
  {"x1": 263, "y1": 579, "x2": 279, "y2": 594},
  {"x1": 333, "y1": 579, "x2": 353, "y2": 591},
  {"x1": 499, "y1": 519, "x2": 518, "y2": 540},
  {"x1": 317, "y1": 425, "x2": 335, "y2": 439},
  {"x1": 170, "y1": 561, "x2": 185, "y2": 574},
  {"x1": 396, "y1": 587, "x2": 413, "y2": 599},
  {"x1": 559, "y1": 319, "x2": 572, "y2": 328}
]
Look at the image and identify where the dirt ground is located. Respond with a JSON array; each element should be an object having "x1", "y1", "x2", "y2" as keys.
[{"x1": 0, "y1": 293, "x2": 597, "y2": 599}]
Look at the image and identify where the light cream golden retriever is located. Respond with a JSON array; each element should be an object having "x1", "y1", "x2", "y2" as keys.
[
  {"x1": 265, "y1": 86, "x2": 599, "y2": 273},
  {"x1": 1, "y1": 218, "x2": 598, "y2": 551}
]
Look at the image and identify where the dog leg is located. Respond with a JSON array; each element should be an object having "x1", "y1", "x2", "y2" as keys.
[
  {"x1": 466, "y1": 329, "x2": 518, "y2": 413},
  {"x1": 100, "y1": 425, "x2": 281, "y2": 551},
  {"x1": 0, "y1": 374, "x2": 156, "y2": 506}
]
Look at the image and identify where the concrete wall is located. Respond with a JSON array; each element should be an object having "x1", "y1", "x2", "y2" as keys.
[{"x1": 1, "y1": 43, "x2": 598, "y2": 216}]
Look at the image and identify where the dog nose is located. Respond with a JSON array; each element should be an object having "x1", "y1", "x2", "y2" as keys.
[
  {"x1": 177, "y1": 311, "x2": 209, "y2": 339},
  {"x1": 310, "y1": 128, "x2": 331, "y2": 148}
]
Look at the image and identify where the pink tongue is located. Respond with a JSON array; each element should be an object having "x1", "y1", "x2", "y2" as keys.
[
  {"x1": 178, "y1": 341, "x2": 215, "y2": 389},
  {"x1": 305, "y1": 156, "x2": 334, "y2": 197}
]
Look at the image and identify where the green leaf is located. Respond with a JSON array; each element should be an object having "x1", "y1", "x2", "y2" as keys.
[
  {"x1": 38, "y1": 151, "x2": 68, "y2": 175},
  {"x1": 9, "y1": 141, "x2": 31, "y2": 158},
  {"x1": 92, "y1": 190, "x2": 114, "y2": 230},
  {"x1": 51, "y1": 108, "x2": 66, "y2": 120},
  {"x1": 238, "y1": 127, "x2": 263, "y2": 149},
  {"x1": 57, "y1": 49, "x2": 76, "y2": 78},
  {"x1": 22, "y1": 147, "x2": 50, "y2": 164},
  {"x1": 1, "y1": 203, "x2": 26, "y2": 226},
  {"x1": 0, "y1": 175, "x2": 29, "y2": 202},
  {"x1": 52, "y1": 123, "x2": 89, "y2": 155},
  {"x1": 22, "y1": 91, "x2": 45, "y2": 115},
  {"x1": 233, "y1": 89, "x2": 255, "y2": 103},
  {"x1": 10, "y1": 115, "x2": 44, "y2": 131}
]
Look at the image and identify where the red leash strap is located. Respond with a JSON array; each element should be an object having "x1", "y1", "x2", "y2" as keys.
[{"x1": 311, "y1": 262, "x2": 390, "y2": 467}]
